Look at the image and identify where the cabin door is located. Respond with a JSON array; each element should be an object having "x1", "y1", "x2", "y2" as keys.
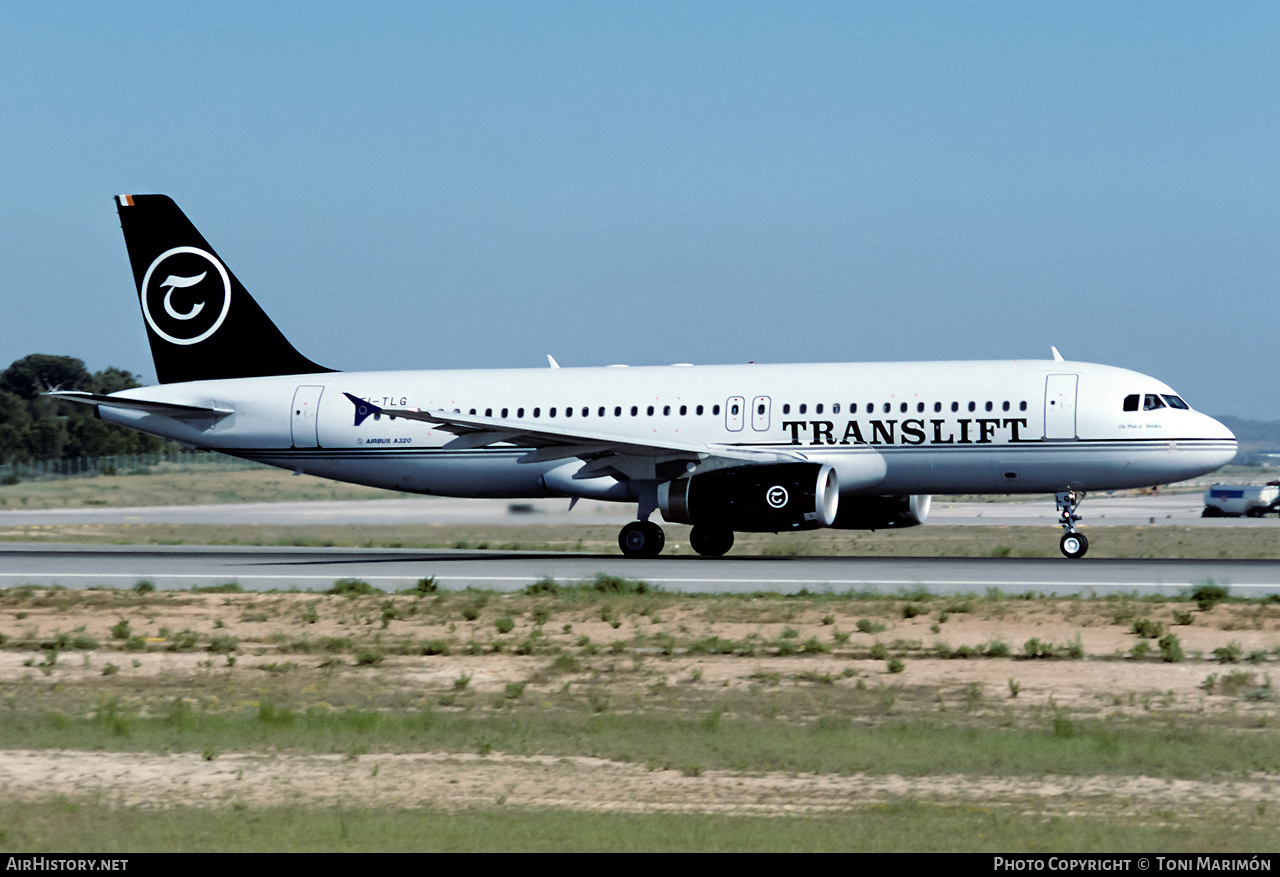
[
  {"x1": 291, "y1": 385, "x2": 324, "y2": 448},
  {"x1": 1043, "y1": 375, "x2": 1078, "y2": 439}
]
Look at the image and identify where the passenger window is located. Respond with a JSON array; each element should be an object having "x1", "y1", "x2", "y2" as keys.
[
  {"x1": 469, "y1": 409, "x2": 476, "y2": 415},
  {"x1": 680, "y1": 405, "x2": 687, "y2": 416},
  {"x1": 884, "y1": 403, "x2": 891, "y2": 414},
  {"x1": 815, "y1": 403, "x2": 823, "y2": 414},
  {"x1": 485, "y1": 408, "x2": 492, "y2": 417},
  {"x1": 713, "y1": 404, "x2": 720, "y2": 415},
  {"x1": 951, "y1": 402, "x2": 959, "y2": 412},
  {"x1": 799, "y1": 404, "x2": 807, "y2": 414},
  {"x1": 1143, "y1": 394, "x2": 1166, "y2": 411},
  {"x1": 1019, "y1": 401, "x2": 1027, "y2": 411},
  {"x1": 517, "y1": 408, "x2": 525, "y2": 418},
  {"x1": 833, "y1": 403, "x2": 840, "y2": 414},
  {"x1": 917, "y1": 402, "x2": 924, "y2": 413},
  {"x1": 648, "y1": 406, "x2": 655, "y2": 416},
  {"x1": 630, "y1": 406, "x2": 638, "y2": 416},
  {"x1": 900, "y1": 403, "x2": 907, "y2": 413},
  {"x1": 663, "y1": 405, "x2": 670, "y2": 416},
  {"x1": 984, "y1": 401, "x2": 993, "y2": 412},
  {"x1": 501, "y1": 408, "x2": 509, "y2": 418},
  {"x1": 934, "y1": 402, "x2": 941, "y2": 413},
  {"x1": 1123, "y1": 394, "x2": 1139, "y2": 412},
  {"x1": 782, "y1": 404, "x2": 791, "y2": 414},
  {"x1": 850, "y1": 403, "x2": 858, "y2": 414},
  {"x1": 534, "y1": 408, "x2": 541, "y2": 417},
  {"x1": 1002, "y1": 401, "x2": 1009, "y2": 412},
  {"x1": 584, "y1": 407, "x2": 590, "y2": 417},
  {"x1": 696, "y1": 405, "x2": 704, "y2": 415},
  {"x1": 730, "y1": 404, "x2": 739, "y2": 415}
]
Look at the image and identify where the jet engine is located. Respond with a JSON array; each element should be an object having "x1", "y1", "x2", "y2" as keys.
[
  {"x1": 658, "y1": 462, "x2": 839, "y2": 532},
  {"x1": 830, "y1": 494, "x2": 931, "y2": 530}
]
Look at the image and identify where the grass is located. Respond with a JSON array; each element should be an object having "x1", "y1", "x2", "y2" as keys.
[
  {"x1": 1, "y1": 582, "x2": 1277, "y2": 851},
  {"x1": 3, "y1": 700, "x2": 1277, "y2": 780},
  {"x1": 2, "y1": 801, "x2": 1275, "y2": 853}
]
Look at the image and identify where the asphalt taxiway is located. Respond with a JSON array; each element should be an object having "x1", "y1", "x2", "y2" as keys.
[{"x1": 2, "y1": 543, "x2": 1277, "y2": 596}]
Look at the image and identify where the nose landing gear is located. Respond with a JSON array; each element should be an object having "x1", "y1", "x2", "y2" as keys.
[{"x1": 1055, "y1": 490, "x2": 1088, "y2": 559}]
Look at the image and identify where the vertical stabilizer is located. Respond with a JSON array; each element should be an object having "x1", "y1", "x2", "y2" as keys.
[{"x1": 116, "y1": 194, "x2": 332, "y2": 384}]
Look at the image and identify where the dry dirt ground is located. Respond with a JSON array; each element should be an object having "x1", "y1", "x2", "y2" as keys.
[{"x1": 1, "y1": 587, "x2": 1277, "y2": 818}]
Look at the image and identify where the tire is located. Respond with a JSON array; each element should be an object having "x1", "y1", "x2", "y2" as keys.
[
  {"x1": 689, "y1": 526, "x2": 734, "y2": 557},
  {"x1": 1059, "y1": 532, "x2": 1088, "y2": 559},
  {"x1": 619, "y1": 521, "x2": 665, "y2": 558}
]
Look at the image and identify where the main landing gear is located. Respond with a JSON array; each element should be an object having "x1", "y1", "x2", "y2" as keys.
[
  {"x1": 1055, "y1": 490, "x2": 1088, "y2": 559},
  {"x1": 618, "y1": 521, "x2": 736, "y2": 558},
  {"x1": 619, "y1": 521, "x2": 664, "y2": 558}
]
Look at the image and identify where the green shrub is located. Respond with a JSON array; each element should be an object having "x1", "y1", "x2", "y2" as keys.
[
  {"x1": 329, "y1": 578, "x2": 378, "y2": 597},
  {"x1": 495, "y1": 616, "x2": 515, "y2": 635},
  {"x1": 1192, "y1": 582, "x2": 1230, "y2": 611},
  {"x1": 1131, "y1": 618, "x2": 1164, "y2": 638},
  {"x1": 856, "y1": 619, "x2": 886, "y2": 634},
  {"x1": 1213, "y1": 642, "x2": 1243, "y2": 664},
  {"x1": 1158, "y1": 633, "x2": 1184, "y2": 663},
  {"x1": 1022, "y1": 638, "x2": 1054, "y2": 659},
  {"x1": 590, "y1": 574, "x2": 650, "y2": 595},
  {"x1": 525, "y1": 578, "x2": 559, "y2": 595},
  {"x1": 110, "y1": 619, "x2": 131, "y2": 640}
]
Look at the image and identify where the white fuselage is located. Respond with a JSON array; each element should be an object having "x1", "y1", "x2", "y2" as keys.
[{"x1": 98, "y1": 358, "x2": 1237, "y2": 502}]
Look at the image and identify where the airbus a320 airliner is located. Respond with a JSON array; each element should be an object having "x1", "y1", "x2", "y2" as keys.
[{"x1": 52, "y1": 195, "x2": 1237, "y2": 559}]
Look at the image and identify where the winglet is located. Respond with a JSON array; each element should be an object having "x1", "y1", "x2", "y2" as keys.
[
  {"x1": 547, "y1": 355, "x2": 560, "y2": 369},
  {"x1": 1051, "y1": 346, "x2": 1064, "y2": 362},
  {"x1": 344, "y1": 392, "x2": 380, "y2": 427}
]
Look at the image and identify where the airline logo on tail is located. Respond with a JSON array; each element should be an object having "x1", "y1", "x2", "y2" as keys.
[{"x1": 141, "y1": 246, "x2": 232, "y2": 345}]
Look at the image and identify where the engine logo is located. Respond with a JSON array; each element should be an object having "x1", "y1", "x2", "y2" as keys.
[
  {"x1": 141, "y1": 247, "x2": 232, "y2": 346},
  {"x1": 766, "y1": 485, "x2": 789, "y2": 508}
]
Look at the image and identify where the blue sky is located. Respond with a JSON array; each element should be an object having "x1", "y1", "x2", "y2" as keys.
[{"x1": 3, "y1": 3, "x2": 1278, "y2": 417}]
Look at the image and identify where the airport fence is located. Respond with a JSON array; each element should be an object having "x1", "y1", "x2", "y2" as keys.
[{"x1": 0, "y1": 452, "x2": 272, "y2": 485}]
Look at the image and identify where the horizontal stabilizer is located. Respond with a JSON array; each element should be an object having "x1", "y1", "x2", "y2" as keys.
[{"x1": 47, "y1": 391, "x2": 233, "y2": 419}]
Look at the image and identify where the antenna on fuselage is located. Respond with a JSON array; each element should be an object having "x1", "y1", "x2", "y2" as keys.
[{"x1": 1051, "y1": 346, "x2": 1064, "y2": 362}]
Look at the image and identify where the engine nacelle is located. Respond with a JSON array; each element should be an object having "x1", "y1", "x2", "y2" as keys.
[
  {"x1": 830, "y1": 494, "x2": 931, "y2": 530},
  {"x1": 659, "y1": 462, "x2": 839, "y2": 532}
]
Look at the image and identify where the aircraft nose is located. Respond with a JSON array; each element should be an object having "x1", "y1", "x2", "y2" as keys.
[{"x1": 1199, "y1": 412, "x2": 1238, "y2": 465}]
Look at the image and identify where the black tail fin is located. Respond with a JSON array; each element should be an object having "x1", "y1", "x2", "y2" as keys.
[{"x1": 116, "y1": 194, "x2": 332, "y2": 384}]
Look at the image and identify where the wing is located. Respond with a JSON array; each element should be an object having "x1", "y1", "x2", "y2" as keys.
[
  {"x1": 47, "y1": 391, "x2": 233, "y2": 419},
  {"x1": 343, "y1": 393, "x2": 805, "y2": 479}
]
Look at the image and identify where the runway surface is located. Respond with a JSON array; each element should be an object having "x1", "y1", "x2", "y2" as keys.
[{"x1": 3, "y1": 543, "x2": 1277, "y2": 596}]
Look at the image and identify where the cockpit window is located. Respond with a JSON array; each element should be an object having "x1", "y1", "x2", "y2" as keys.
[
  {"x1": 1143, "y1": 394, "x2": 1166, "y2": 411},
  {"x1": 1123, "y1": 394, "x2": 1139, "y2": 412},
  {"x1": 1161, "y1": 394, "x2": 1189, "y2": 410}
]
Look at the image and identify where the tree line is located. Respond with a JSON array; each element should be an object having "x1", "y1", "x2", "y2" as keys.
[{"x1": 0, "y1": 354, "x2": 171, "y2": 463}]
